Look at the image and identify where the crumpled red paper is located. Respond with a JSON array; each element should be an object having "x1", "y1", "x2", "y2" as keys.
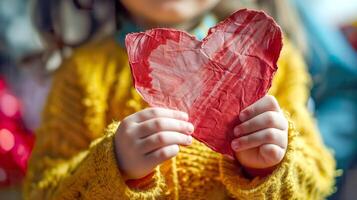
[{"x1": 126, "y1": 9, "x2": 283, "y2": 157}]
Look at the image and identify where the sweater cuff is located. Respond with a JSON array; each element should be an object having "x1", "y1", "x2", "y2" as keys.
[
  {"x1": 53, "y1": 121, "x2": 167, "y2": 199},
  {"x1": 126, "y1": 172, "x2": 156, "y2": 189},
  {"x1": 104, "y1": 122, "x2": 166, "y2": 199},
  {"x1": 219, "y1": 115, "x2": 298, "y2": 199}
]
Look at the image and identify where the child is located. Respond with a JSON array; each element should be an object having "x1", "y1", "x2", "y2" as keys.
[{"x1": 24, "y1": 0, "x2": 335, "y2": 199}]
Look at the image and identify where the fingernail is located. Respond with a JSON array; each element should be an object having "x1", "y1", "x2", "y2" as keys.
[
  {"x1": 239, "y1": 111, "x2": 247, "y2": 122},
  {"x1": 182, "y1": 112, "x2": 189, "y2": 121},
  {"x1": 186, "y1": 136, "x2": 193, "y2": 144},
  {"x1": 231, "y1": 140, "x2": 239, "y2": 151},
  {"x1": 187, "y1": 123, "x2": 194, "y2": 134}
]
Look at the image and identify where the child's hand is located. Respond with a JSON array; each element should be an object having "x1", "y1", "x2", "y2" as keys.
[
  {"x1": 232, "y1": 95, "x2": 288, "y2": 176},
  {"x1": 114, "y1": 108, "x2": 194, "y2": 180}
]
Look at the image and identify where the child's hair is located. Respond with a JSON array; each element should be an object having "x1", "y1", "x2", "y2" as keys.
[
  {"x1": 32, "y1": 0, "x2": 88, "y2": 48},
  {"x1": 214, "y1": 0, "x2": 307, "y2": 54},
  {"x1": 28, "y1": 0, "x2": 116, "y2": 72},
  {"x1": 258, "y1": 0, "x2": 307, "y2": 54},
  {"x1": 70, "y1": 0, "x2": 130, "y2": 29},
  {"x1": 30, "y1": 0, "x2": 116, "y2": 48},
  {"x1": 31, "y1": 0, "x2": 70, "y2": 49}
]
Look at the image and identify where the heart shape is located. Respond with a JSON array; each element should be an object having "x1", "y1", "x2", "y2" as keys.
[{"x1": 126, "y1": 9, "x2": 282, "y2": 157}]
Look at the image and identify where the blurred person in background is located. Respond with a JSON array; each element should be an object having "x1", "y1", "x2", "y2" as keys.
[{"x1": 23, "y1": 0, "x2": 336, "y2": 199}]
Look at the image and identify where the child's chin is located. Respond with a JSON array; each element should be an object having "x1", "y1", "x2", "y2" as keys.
[
  {"x1": 148, "y1": 10, "x2": 199, "y2": 26},
  {"x1": 151, "y1": 3, "x2": 200, "y2": 23},
  {"x1": 154, "y1": 15, "x2": 194, "y2": 25}
]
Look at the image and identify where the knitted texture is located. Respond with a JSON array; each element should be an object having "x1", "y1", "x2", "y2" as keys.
[{"x1": 24, "y1": 37, "x2": 336, "y2": 199}]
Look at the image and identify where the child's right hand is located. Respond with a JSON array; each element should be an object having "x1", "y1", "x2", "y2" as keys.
[{"x1": 114, "y1": 108, "x2": 194, "y2": 180}]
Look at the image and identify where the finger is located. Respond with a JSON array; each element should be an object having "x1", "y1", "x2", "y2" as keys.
[
  {"x1": 125, "y1": 107, "x2": 189, "y2": 123},
  {"x1": 239, "y1": 95, "x2": 280, "y2": 122},
  {"x1": 234, "y1": 111, "x2": 288, "y2": 136},
  {"x1": 231, "y1": 128, "x2": 287, "y2": 152},
  {"x1": 139, "y1": 131, "x2": 192, "y2": 154},
  {"x1": 259, "y1": 144, "x2": 285, "y2": 166},
  {"x1": 145, "y1": 144, "x2": 180, "y2": 167},
  {"x1": 137, "y1": 118, "x2": 194, "y2": 138}
]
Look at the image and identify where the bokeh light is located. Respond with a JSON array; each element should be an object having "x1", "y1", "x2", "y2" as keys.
[
  {"x1": 0, "y1": 128, "x2": 15, "y2": 152},
  {"x1": 0, "y1": 93, "x2": 19, "y2": 117}
]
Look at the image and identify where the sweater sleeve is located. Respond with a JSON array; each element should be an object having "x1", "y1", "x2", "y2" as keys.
[
  {"x1": 23, "y1": 59, "x2": 166, "y2": 200},
  {"x1": 219, "y1": 40, "x2": 336, "y2": 199}
]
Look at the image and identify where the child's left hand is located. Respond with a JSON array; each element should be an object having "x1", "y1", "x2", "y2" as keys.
[{"x1": 231, "y1": 95, "x2": 288, "y2": 177}]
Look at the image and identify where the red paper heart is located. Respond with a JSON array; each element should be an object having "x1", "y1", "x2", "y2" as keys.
[{"x1": 126, "y1": 9, "x2": 282, "y2": 157}]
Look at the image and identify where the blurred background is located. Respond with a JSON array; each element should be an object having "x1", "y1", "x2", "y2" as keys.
[{"x1": 0, "y1": 0, "x2": 356, "y2": 199}]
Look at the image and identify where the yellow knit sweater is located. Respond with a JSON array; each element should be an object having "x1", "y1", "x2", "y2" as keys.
[{"x1": 24, "y1": 37, "x2": 335, "y2": 199}]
